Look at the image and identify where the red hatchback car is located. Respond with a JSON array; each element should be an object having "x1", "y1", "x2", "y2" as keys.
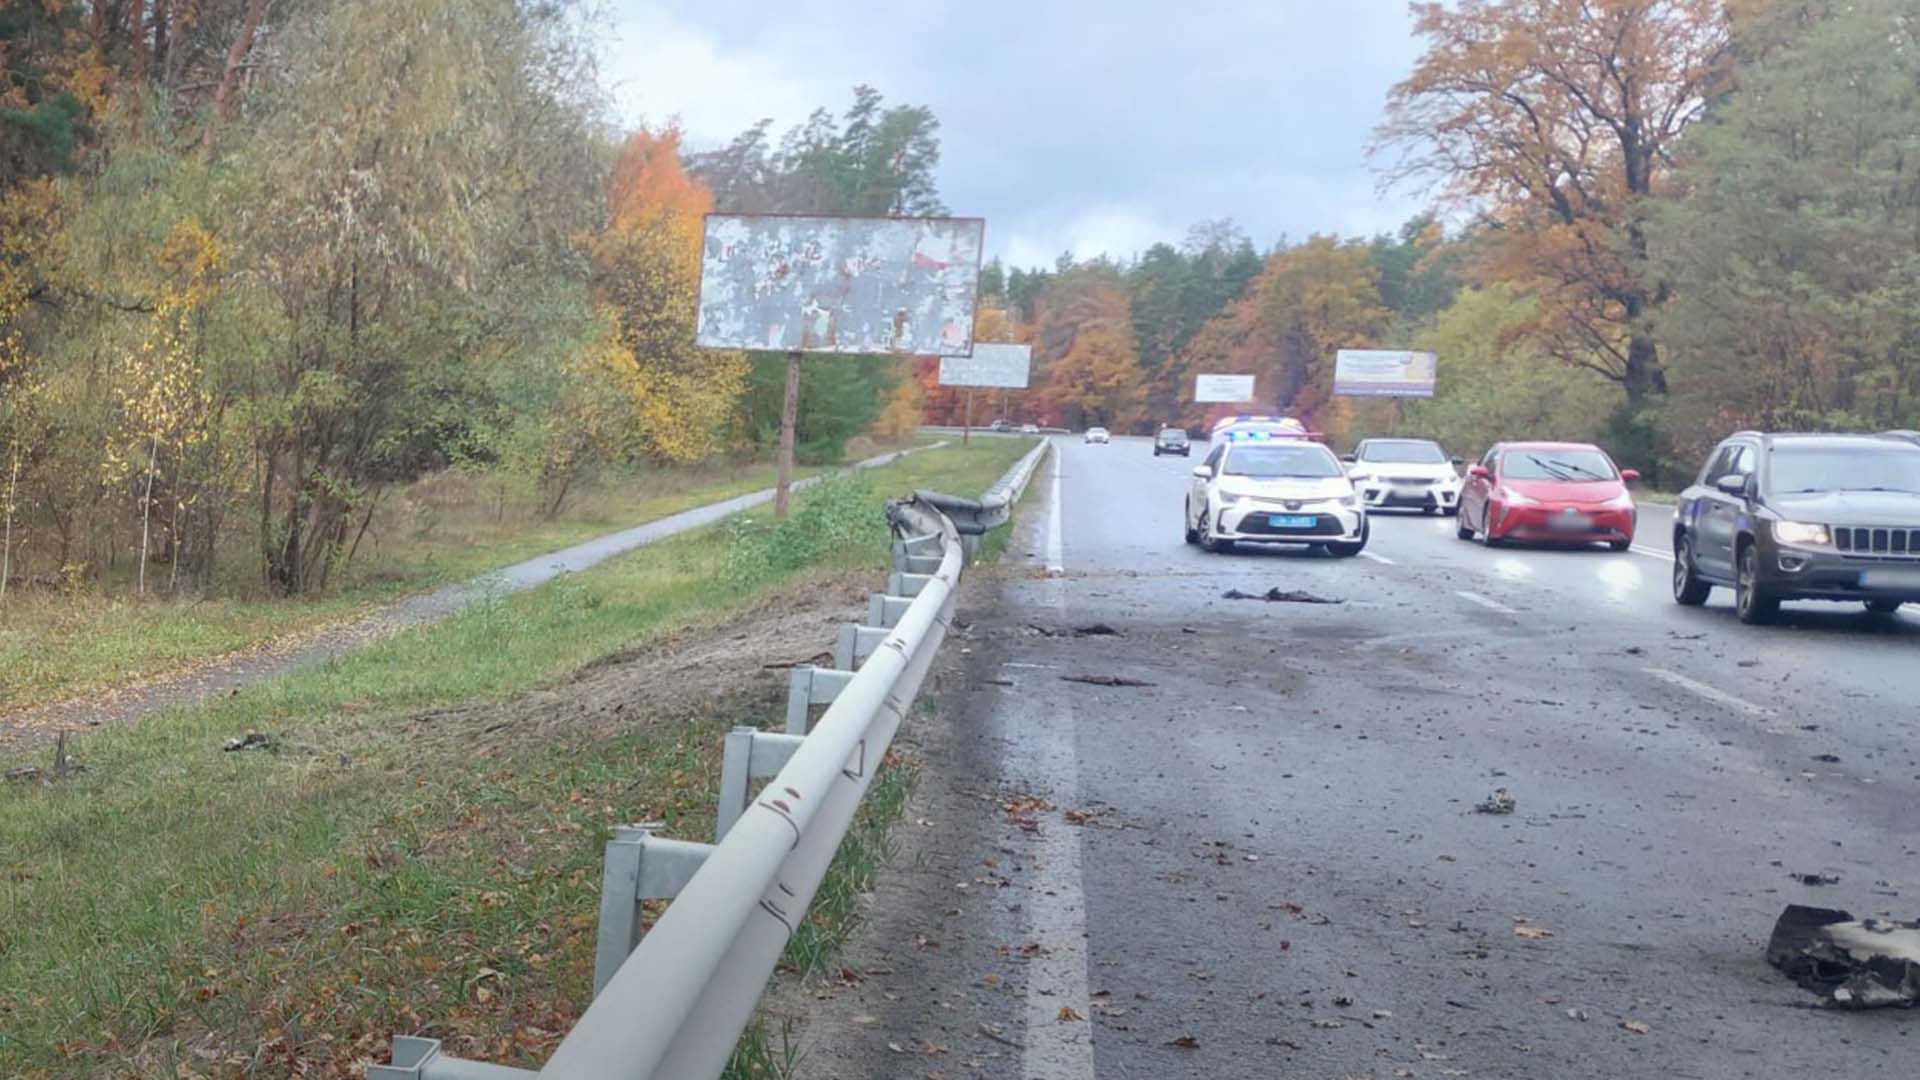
[{"x1": 1456, "y1": 441, "x2": 1640, "y2": 550}]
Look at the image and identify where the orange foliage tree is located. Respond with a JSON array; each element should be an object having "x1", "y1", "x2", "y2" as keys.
[
  {"x1": 1171, "y1": 237, "x2": 1387, "y2": 435},
  {"x1": 1377, "y1": 0, "x2": 1730, "y2": 423},
  {"x1": 1033, "y1": 269, "x2": 1144, "y2": 430}
]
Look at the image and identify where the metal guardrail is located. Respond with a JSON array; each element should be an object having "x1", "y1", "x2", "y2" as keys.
[
  {"x1": 913, "y1": 435, "x2": 1050, "y2": 537},
  {"x1": 371, "y1": 438, "x2": 1052, "y2": 1080}
]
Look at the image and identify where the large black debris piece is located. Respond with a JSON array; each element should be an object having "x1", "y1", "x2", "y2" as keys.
[{"x1": 1766, "y1": 904, "x2": 1920, "y2": 1009}]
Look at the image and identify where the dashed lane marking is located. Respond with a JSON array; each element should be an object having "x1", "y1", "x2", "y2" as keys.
[
  {"x1": 1630, "y1": 545, "x2": 1670, "y2": 561},
  {"x1": 1643, "y1": 666, "x2": 1774, "y2": 718},
  {"x1": 1455, "y1": 589, "x2": 1517, "y2": 615}
]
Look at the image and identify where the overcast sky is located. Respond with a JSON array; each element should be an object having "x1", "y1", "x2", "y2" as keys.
[{"x1": 599, "y1": 1, "x2": 1431, "y2": 268}]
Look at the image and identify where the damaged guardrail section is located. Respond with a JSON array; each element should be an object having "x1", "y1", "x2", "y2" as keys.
[{"x1": 371, "y1": 438, "x2": 1049, "y2": 1080}]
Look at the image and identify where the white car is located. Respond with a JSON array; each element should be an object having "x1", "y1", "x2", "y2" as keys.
[
  {"x1": 1084, "y1": 427, "x2": 1111, "y2": 444},
  {"x1": 1185, "y1": 438, "x2": 1368, "y2": 556},
  {"x1": 1345, "y1": 437, "x2": 1464, "y2": 515}
]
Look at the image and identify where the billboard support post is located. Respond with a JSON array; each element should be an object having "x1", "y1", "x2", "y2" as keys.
[
  {"x1": 962, "y1": 387, "x2": 974, "y2": 446},
  {"x1": 776, "y1": 351, "x2": 801, "y2": 518}
]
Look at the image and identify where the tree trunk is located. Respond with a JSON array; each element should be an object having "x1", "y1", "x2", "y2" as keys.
[
  {"x1": 128, "y1": 0, "x2": 149, "y2": 83},
  {"x1": 775, "y1": 351, "x2": 801, "y2": 518},
  {"x1": 138, "y1": 434, "x2": 158, "y2": 596},
  {"x1": 201, "y1": 0, "x2": 269, "y2": 160},
  {"x1": 1, "y1": 442, "x2": 18, "y2": 605}
]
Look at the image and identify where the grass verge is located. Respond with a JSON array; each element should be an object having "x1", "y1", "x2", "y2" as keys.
[{"x1": 0, "y1": 437, "x2": 1029, "y2": 1080}]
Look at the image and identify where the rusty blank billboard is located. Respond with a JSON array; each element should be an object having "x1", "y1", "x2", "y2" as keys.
[{"x1": 696, "y1": 214, "x2": 986, "y2": 357}]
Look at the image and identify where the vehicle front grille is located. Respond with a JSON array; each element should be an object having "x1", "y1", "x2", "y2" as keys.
[
  {"x1": 1382, "y1": 476, "x2": 1436, "y2": 486},
  {"x1": 1834, "y1": 526, "x2": 1920, "y2": 557}
]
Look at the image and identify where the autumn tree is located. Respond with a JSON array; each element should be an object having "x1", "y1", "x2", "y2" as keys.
[
  {"x1": 1033, "y1": 267, "x2": 1145, "y2": 430},
  {"x1": 1378, "y1": 0, "x2": 1730, "y2": 464}
]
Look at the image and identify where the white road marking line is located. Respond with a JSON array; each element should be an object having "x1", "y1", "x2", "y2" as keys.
[
  {"x1": 1643, "y1": 666, "x2": 1774, "y2": 717},
  {"x1": 1455, "y1": 589, "x2": 1516, "y2": 614},
  {"x1": 1359, "y1": 551, "x2": 1396, "y2": 565},
  {"x1": 1045, "y1": 448, "x2": 1065, "y2": 577},
  {"x1": 1630, "y1": 545, "x2": 1670, "y2": 561}
]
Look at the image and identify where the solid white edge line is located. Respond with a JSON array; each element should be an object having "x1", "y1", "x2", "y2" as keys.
[
  {"x1": 1643, "y1": 666, "x2": 1774, "y2": 717},
  {"x1": 1629, "y1": 545, "x2": 1670, "y2": 561},
  {"x1": 1045, "y1": 443, "x2": 1065, "y2": 577},
  {"x1": 1359, "y1": 550, "x2": 1396, "y2": 565},
  {"x1": 1455, "y1": 589, "x2": 1517, "y2": 615}
]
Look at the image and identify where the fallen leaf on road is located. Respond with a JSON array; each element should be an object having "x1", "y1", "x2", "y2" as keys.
[
  {"x1": 1073, "y1": 623, "x2": 1120, "y2": 636},
  {"x1": 1513, "y1": 924, "x2": 1555, "y2": 940},
  {"x1": 1057, "y1": 1006, "x2": 1084, "y2": 1022},
  {"x1": 1621, "y1": 1020, "x2": 1650, "y2": 1035},
  {"x1": 1166, "y1": 1035, "x2": 1200, "y2": 1048},
  {"x1": 1791, "y1": 872, "x2": 1840, "y2": 886},
  {"x1": 1475, "y1": 788, "x2": 1517, "y2": 815}
]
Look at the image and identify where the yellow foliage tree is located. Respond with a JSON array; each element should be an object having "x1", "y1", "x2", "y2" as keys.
[{"x1": 589, "y1": 126, "x2": 746, "y2": 466}]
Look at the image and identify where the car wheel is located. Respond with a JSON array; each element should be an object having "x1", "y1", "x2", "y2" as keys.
[
  {"x1": 1455, "y1": 512, "x2": 1475, "y2": 541},
  {"x1": 1672, "y1": 536, "x2": 1711, "y2": 606},
  {"x1": 1199, "y1": 511, "x2": 1232, "y2": 554},
  {"x1": 1608, "y1": 540, "x2": 1631, "y2": 552},
  {"x1": 1422, "y1": 505, "x2": 1437, "y2": 516},
  {"x1": 1184, "y1": 502, "x2": 1199, "y2": 545},
  {"x1": 1442, "y1": 505, "x2": 1459, "y2": 517},
  {"x1": 1866, "y1": 598, "x2": 1903, "y2": 615},
  {"x1": 1735, "y1": 543, "x2": 1779, "y2": 624},
  {"x1": 1479, "y1": 504, "x2": 1502, "y2": 547}
]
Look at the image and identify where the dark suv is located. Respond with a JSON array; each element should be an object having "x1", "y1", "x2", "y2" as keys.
[
  {"x1": 1154, "y1": 428, "x2": 1191, "y2": 456},
  {"x1": 1672, "y1": 432, "x2": 1920, "y2": 623}
]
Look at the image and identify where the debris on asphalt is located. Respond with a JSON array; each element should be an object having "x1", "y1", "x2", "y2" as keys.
[
  {"x1": 1166, "y1": 1034, "x2": 1201, "y2": 1048},
  {"x1": 222, "y1": 731, "x2": 276, "y2": 752},
  {"x1": 1813, "y1": 753, "x2": 1842, "y2": 763},
  {"x1": 1513, "y1": 924, "x2": 1555, "y2": 940},
  {"x1": 1222, "y1": 587, "x2": 1343, "y2": 604},
  {"x1": 1620, "y1": 1020, "x2": 1650, "y2": 1034},
  {"x1": 1767, "y1": 904, "x2": 1920, "y2": 1008},
  {"x1": 1792, "y1": 872, "x2": 1841, "y2": 886},
  {"x1": 1565, "y1": 1007, "x2": 1589, "y2": 1021},
  {"x1": 1474, "y1": 788, "x2": 1517, "y2": 814},
  {"x1": 1624, "y1": 645, "x2": 1645, "y2": 655},
  {"x1": 1060, "y1": 674, "x2": 1155, "y2": 687},
  {"x1": 1056, "y1": 1006, "x2": 1084, "y2": 1022},
  {"x1": 1072, "y1": 623, "x2": 1120, "y2": 636}
]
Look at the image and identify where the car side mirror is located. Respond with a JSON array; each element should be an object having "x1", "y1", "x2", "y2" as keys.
[
  {"x1": 1714, "y1": 474, "x2": 1749, "y2": 498},
  {"x1": 1621, "y1": 468, "x2": 1641, "y2": 483},
  {"x1": 1468, "y1": 465, "x2": 1491, "y2": 480},
  {"x1": 1191, "y1": 465, "x2": 1212, "y2": 480},
  {"x1": 1450, "y1": 456, "x2": 1465, "y2": 467}
]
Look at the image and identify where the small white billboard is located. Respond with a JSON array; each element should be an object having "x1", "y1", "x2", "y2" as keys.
[
  {"x1": 1334, "y1": 350, "x2": 1437, "y2": 398},
  {"x1": 696, "y1": 214, "x2": 986, "y2": 356},
  {"x1": 1194, "y1": 373, "x2": 1256, "y2": 403},
  {"x1": 938, "y1": 343, "x2": 1031, "y2": 388}
]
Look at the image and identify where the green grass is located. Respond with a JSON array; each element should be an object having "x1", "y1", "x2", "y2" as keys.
[
  {"x1": 0, "y1": 437, "x2": 1029, "y2": 1080},
  {"x1": 0, "y1": 443, "x2": 976, "y2": 714}
]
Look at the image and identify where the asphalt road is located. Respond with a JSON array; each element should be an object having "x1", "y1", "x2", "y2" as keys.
[{"x1": 797, "y1": 435, "x2": 1919, "y2": 1080}]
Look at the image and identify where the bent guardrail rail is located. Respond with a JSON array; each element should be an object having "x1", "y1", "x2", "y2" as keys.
[{"x1": 371, "y1": 438, "x2": 1051, "y2": 1080}]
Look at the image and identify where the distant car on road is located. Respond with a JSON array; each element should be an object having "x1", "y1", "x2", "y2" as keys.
[
  {"x1": 1456, "y1": 441, "x2": 1638, "y2": 550},
  {"x1": 1085, "y1": 427, "x2": 1111, "y2": 444},
  {"x1": 988, "y1": 419, "x2": 1011, "y2": 433},
  {"x1": 1153, "y1": 428, "x2": 1191, "y2": 456},
  {"x1": 1345, "y1": 437, "x2": 1464, "y2": 515},
  {"x1": 1673, "y1": 431, "x2": 1920, "y2": 623},
  {"x1": 1185, "y1": 438, "x2": 1367, "y2": 556},
  {"x1": 1020, "y1": 423, "x2": 1040, "y2": 434}
]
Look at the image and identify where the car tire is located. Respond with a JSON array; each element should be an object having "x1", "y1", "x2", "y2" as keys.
[
  {"x1": 1672, "y1": 536, "x2": 1711, "y2": 606},
  {"x1": 1199, "y1": 511, "x2": 1232, "y2": 554},
  {"x1": 1479, "y1": 505, "x2": 1502, "y2": 547},
  {"x1": 1442, "y1": 505, "x2": 1459, "y2": 517},
  {"x1": 1326, "y1": 521, "x2": 1370, "y2": 558},
  {"x1": 1608, "y1": 540, "x2": 1631, "y2": 552},
  {"x1": 1735, "y1": 543, "x2": 1779, "y2": 625},
  {"x1": 1184, "y1": 502, "x2": 1199, "y2": 545},
  {"x1": 1866, "y1": 599, "x2": 1903, "y2": 615},
  {"x1": 1455, "y1": 511, "x2": 1475, "y2": 540}
]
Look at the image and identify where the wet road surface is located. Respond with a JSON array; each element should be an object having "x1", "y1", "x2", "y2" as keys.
[{"x1": 796, "y1": 435, "x2": 1919, "y2": 1080}]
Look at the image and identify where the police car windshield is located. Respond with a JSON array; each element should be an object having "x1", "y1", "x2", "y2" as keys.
[
  {"x1": 1224, "y1": 444, "x2": 1341, "y2": 478},
  {"x1": 1358, "y1": 440, "x2": 1446, "y2": 464}
]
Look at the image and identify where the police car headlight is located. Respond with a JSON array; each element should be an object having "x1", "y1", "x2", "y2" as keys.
[
  {"x1": 1338, "y1": 494, "x2": 1360, "y2": 509},
  {"x1": 1217, "y1": 491, "x2": 1247, "y2": 506}
]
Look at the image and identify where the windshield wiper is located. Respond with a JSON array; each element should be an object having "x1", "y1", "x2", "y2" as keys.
[
  {"x1": 1525, "y1": 455, "x2": 1577, "y2": 481},
  {"x1": 1542, "y1": 457, "x2": 1606, "y2": 480}
]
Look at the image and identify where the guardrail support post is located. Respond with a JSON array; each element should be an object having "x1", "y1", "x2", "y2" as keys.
[
  {"x1": 370, "y1": 1037, "x2": 538, "y2": 1080},
  {"x1": 786, "y1": 666, "x2": 855, "y2": 734},
  {"x1": 593, "y1": 826, "x2": 715, "y2": 998},
  {"x1": 866, "y1": 593, "x2": 915, "y2": 629},
  {"x1": 887, "y1": 571, "x2": 933, "y2": 598},
  {"x1": 899, "y1": 552, "x2": 943, "y2": 574},
  {"x1": 715, "y1": 728, "x2": 809, "y2": 840},
  {"x1": 835, "y1": 624, "x2": 891, "y2": 670}
]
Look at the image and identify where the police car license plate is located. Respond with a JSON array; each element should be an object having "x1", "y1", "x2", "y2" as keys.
[{"x1": 1268, "y1": 514, "x2": 1317, "y2": 529}]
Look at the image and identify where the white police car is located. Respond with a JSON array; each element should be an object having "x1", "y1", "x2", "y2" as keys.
[{"x1": 1184, "y1": 430, "x2": 1368, "y2": 556}]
